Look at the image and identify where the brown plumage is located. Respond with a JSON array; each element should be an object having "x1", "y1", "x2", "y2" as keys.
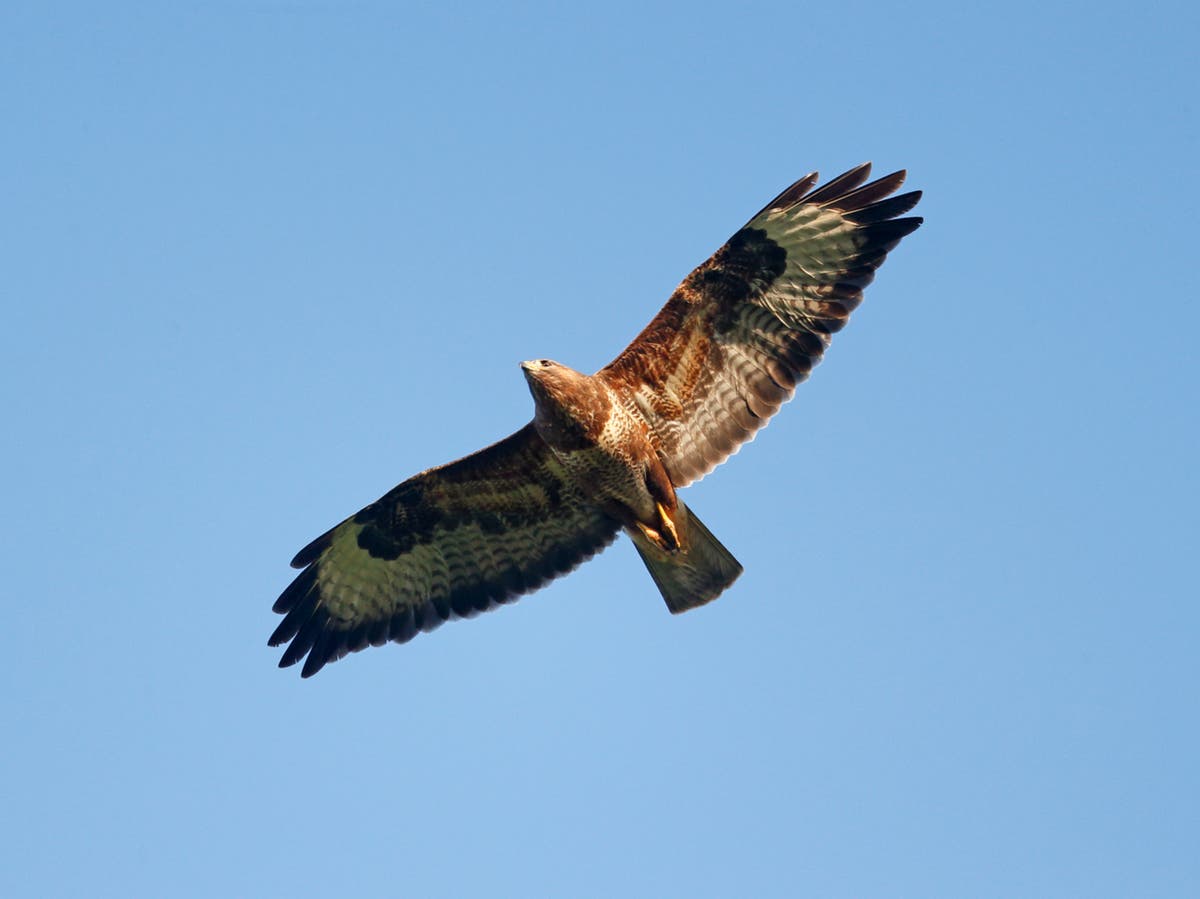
[{"x1": 270, "y1": 163, "x2": 922, "y2": 676}]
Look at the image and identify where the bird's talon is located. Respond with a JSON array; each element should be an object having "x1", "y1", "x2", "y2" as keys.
[{"x1": 656, "y1": 501, "x2": 681, "y2": 551}]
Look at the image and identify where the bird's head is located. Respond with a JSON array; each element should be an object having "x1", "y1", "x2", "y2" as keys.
[
  {"x1": 519, "y1": 358, "x2": 558, "y2": 378},
  {"x1": 520, "y1": 359, "x2": 608, "y2": 450},
  {"x1": 520, "y1": 358, "x2": 572, "y2": 409}
]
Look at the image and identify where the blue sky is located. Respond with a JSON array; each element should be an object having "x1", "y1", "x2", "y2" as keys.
[{"x1": 3, "y1": 1, "x2": 1197, "y2": 896}]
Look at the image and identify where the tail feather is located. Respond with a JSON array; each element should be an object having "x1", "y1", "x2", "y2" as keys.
[{"x1": 631, "y1": 504, "x2": 743, "y2": 614}]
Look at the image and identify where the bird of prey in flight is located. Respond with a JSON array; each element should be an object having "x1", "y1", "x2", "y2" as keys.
[{"x1": 270, "y1": 163, "x2": 922, "y2": 677}]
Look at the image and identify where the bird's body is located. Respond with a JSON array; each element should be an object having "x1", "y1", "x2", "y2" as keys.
[
  {"x1": 271, "y1": 163, "x2": 923, "y2": 676},
  {"x1": 524, "y1": 359, "x2": 680, "y2": 552}
]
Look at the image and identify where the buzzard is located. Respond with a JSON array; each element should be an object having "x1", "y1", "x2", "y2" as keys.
[{"x1": 271, "y1": 163, "x2": 922, "y2": 676}]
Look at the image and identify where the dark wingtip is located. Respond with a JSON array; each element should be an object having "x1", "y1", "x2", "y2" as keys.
[
  {"x1": 290, "y1": 526, "x2": 335, "y2": 569},
  {"x1": 271, "y1": 562, "x2": 319, "y2": 616},
  {"x1": 802, "y1": 162, "x2": 874, "y2": 205},
  {"x1": 885, "y1": 216, "x2": 924, "y2": 237},
  {"x1": 762, "y1": 171, "x2": 820, "y2": 213}
]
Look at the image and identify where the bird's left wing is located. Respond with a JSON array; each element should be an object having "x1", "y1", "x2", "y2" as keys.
[
  {"x1": 598, "y1": 163, "x2": 922, "y2": 486},
  {"x1": 269, "y1": 424, "x2": 620, "y2": 677}
]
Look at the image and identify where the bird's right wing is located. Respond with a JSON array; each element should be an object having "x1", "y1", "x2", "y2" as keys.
[{"x1": 269, "y1": 424, "x2": 621, "y2": 677}]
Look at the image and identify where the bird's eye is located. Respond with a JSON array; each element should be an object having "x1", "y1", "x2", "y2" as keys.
[{"x1": 540, "y1": 359, "x2": 553, "y2": 367}]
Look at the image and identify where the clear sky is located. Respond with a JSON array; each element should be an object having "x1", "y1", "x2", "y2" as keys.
[{"x1": 3, "y1": 1, "x2": 1197, "y2": 896}]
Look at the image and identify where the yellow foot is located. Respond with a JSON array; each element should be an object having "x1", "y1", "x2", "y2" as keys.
[
  {"x1": 656, "y1": 501, "x2": 681, "y2": 551},
  {"x1": 635, "y1": 521, "x2": 666, "y2": 549},
  {"x1": 636, "y1": 503, "x2": 682, "y2": 554}
]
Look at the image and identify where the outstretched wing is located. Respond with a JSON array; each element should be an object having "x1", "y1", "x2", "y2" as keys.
[
  {"x1": 598, "y1": 163, "x2": 922, "y2": 486},
  {"x1": 269, "y1": 424, "x2": 620, "y2": 677}
]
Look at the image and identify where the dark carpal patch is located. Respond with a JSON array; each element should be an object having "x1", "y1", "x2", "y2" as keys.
[
  {"x1": 355, "y1": 469, "x2": 571, "y2": 561},
  {"x1": 698, "y1": 227, "x2": 788, "y2": 320},
  {"x1": 476, "y1": 510, "x2": 507, "y2": 535},
  {"x1": 727, "y1": 226, "x2": 788, "y2": 277},
  {"x1": 356, "y1": 518, "x2": 413, "y2": 559},
  {"x1": 354, "y1": 481, "x2": 445, "y2": 559}
]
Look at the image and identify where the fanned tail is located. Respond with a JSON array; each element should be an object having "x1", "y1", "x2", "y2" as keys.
[{"x1": 630, "y1": 503, "x2": 743, "y2": 613}]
